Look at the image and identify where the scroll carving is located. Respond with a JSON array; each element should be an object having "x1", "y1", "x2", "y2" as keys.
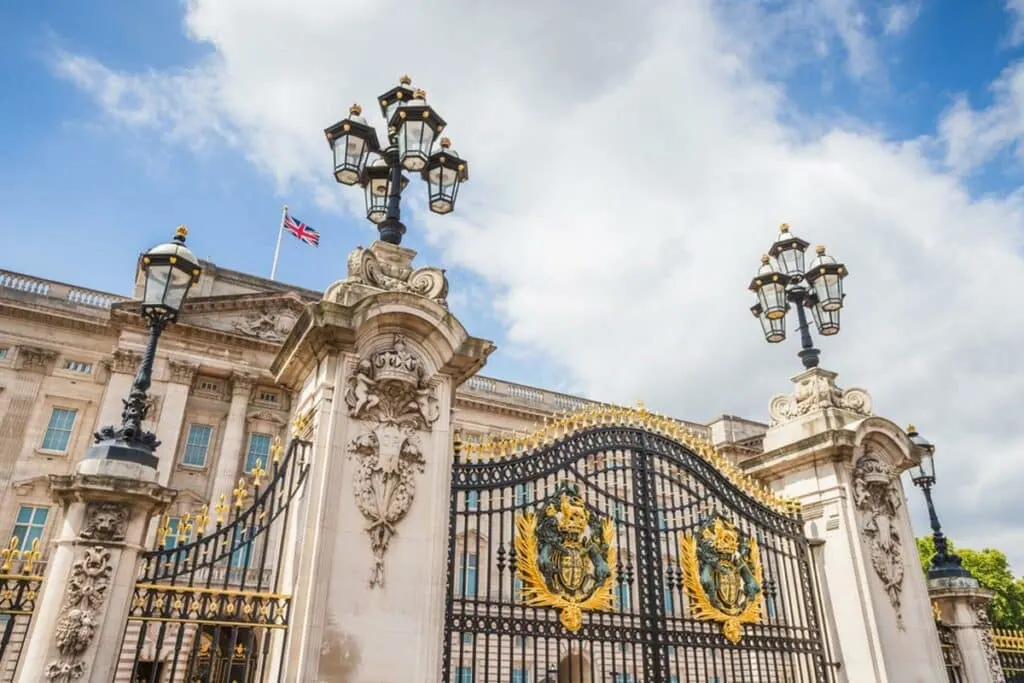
[
  {"x1": 344, "y1": 335, "x2": 438, "y2": 587},
  {"x1": 45, "y1": 546, "x2": 114, "y2": 681},
  {"x1": 976, "y1": 605, "x2": 1007, "y2": 682},
  {"x1": 80, "y1": 502, "x2": 129, "y2": 542},
  {"x1": 769, "y1": 368, "x2": 872, "y2": 425},
  {"x1": 852, "y1": 451, "x2": 905, "y2": 627},
  {"x1": 346, "y1": 246, "x2": 448, "y2": 307}
]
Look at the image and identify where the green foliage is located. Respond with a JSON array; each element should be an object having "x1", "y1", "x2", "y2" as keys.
[{"x1": 916, "y1": 536, "x2": 1024, "y2": 630}]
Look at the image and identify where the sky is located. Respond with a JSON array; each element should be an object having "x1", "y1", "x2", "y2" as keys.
[{"x1": 2, "y1": 0, "x2": 1024, "y2": 570}]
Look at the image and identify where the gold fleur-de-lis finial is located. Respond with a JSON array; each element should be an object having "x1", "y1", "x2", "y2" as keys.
[
  {"x1": 250, "y1": 460, "x2": 267, "y2": 489},
  {"x1": 214, "y1": 494, "x2": 229, "y2": 524},
  {"x1": 292, "y1": 410, "x2": 311, "y2": 437},
  {"x1": 0, "y1": 537, "x2": 21, "y2": 573},
  {"x1": 156, "y1": 516, "x2": 173, "y2": 548},
  {"x1": 233, "y1": 478, "x2": 248, "y2": 510},
  {"x1": 22, "y1": 538, "x2": 41, "y2": 575},
  {"x1": 270, "y1": 436, "x2": 284, "y2": 465},
  {"x1": 178, "y1": 512, "x2": 193, "y2": 543},
  {"x1": 194, "y1": 505, "x2": 210, "y2": 537}
]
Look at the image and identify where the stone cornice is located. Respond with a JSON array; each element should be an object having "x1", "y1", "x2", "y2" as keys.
[
  {"x1": 48, "y1": 473, "x2": 177, "y2": 512},
  {"x1": 0, "y1": 300, "x2": 116, "y2": 336},
  {"x1": 454, "y1": 394, "x2": 553, "y2": 422},
  {"x1": 740, "y1": 429, "x2": 857, "y2": 479}
]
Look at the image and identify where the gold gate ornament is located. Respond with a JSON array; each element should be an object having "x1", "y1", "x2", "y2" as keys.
[
  {"x1": 681, "y1": 513, "x2": 764, "y2": 644},
  {"x1": 515, "y1": 484, "x2": 616, "y2": 632}
]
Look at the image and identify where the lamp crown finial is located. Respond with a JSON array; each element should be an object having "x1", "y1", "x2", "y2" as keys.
[
  {"x1": 175, "y1": 225, "x2": 188, "y2": 240},
  {"x1": 780, "y1": 222, "x2": 790, "y2": 232},
  {"x1": 907, "y1": 424, "x2": 917, "y2": 434},
  {"x1": 761, "y1": 254, "x2": 770, "y2": 264},
  {"x1": 350, "y1": 103, "x2": 362, "y2": 116},
  {"x1": 439, "y1": 137, "x2": 452, "y2": 148},
  {"x1": 413, "y1": 87, "x2": 426, "y2": 99},
  {"x1": 400, "y1": 74, "x2": 412, "y2": 85},
  {"x1": 816, "y1": 245, "x2": 826, "y2": 254}
]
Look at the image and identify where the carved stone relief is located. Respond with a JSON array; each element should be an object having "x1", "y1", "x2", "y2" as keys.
[
  {"x1": 166, "y1": 359, "x2": 199, "y2": 385},
  {"x1": 232, "y1": 307, "x2": 295, "y2": 342},
  {"x1": 852, "y1": 450, "x2": 905, "y2": 628},
  {"x1": 975, "y1": 604, "x2": 1007, "y2": 682},
  {"x1": 45, "y1": 546, "x2": 114, "y2": 681},
  {"x1": 769, "y1": 368, "x2": 872, "y2": 425},
  {"x1": 108, "y1": 349, "x2": 143, "y2": 375},
  {"x1": 343, "y1": 335, "x2": 440, "y2": 587},
  {"x1": 19, "y1": 346, "x2": 58, "y2": 372},
  {"x1": 346, "y1": 245, "x2": 449, "y2": 308},
  {"x1": 80, "y1": 502, "x2": 129, "y2": 542}
]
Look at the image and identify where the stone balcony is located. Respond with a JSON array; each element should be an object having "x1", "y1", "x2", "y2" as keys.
[{"x1": 0, "y1": 269, "x2": 128, "y2": 317}]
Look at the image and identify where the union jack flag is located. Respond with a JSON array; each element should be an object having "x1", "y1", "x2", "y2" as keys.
[{"x1": 283, "y1": 212, "x2": 320, "y2": 246}]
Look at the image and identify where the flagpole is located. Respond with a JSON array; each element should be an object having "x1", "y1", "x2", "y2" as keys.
[{"x1": 270, "y1": 204, "x2": 287, "y2": 281}]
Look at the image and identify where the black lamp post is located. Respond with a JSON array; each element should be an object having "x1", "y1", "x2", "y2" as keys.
[
  {"x1": 748, "y1": 223, "x2": 848, "y2": 369},
  {"x1": 89, "y1": 226, "x2": 201, "y2": 468},
  {"x1": 324, "y1": 75, "x2": 470, "y2": 246},
  {"x1": 907, "y1": 426, "x2": 974, "y2": 581}
]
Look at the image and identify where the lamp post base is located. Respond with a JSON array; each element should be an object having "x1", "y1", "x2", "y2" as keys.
[
  {"x1": 798, "y1": 347, "x2": 821, "y2": 369},
  {"x1": 83, "y1": 436, "x2": 159, "y2": 470},
  {"x1": 928, "y1": 554, "x2": 975, "y2": 582},
  {"x1": 378, "y1": 218, "x2": 407, "y2": 246}
]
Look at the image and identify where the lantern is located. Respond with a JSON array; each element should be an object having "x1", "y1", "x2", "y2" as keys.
[
  {"x1": 809, "y1": 298, "x2": 840, "y2": 336},
  {"x1": 804, "y1": 245, "x2": 847, "y2": 312},
  {"x1": 748, "y1": 255, "x2": 790, "y2": 321},
  {"x1": 390, "y1": 89, "x2": 447, "y2": 172},
  {"x1": 907, "y1": 425, "x2": 936, "y2": 486},
  {"x1": 751, "y1": 303, "x2": 786, "y2": 343},
  {"x1": 362, "y1": 155, "x2": 409, "y2": 224},
  {"x1": 377, "y1": 75, "x2": 417, "y2": 127},
  {"x1": 324, "y1": 104, "x2": 380, "y2": 186},
  {"x1": 422, "y1": 138, "x2": 469, "y2": 214},
  {"x1": 769, "y1": 223, "x2": 810, "y2": 278},
  {"x1": 140, "y1": 226, "x2": 201, "y2": 322}
]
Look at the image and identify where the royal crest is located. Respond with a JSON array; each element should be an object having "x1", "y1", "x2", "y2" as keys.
[
  {"x1": 680, "y1": 512, "x2": 763, "y2": 644},
  {"x1": 515, "y1": 483, "x2": 616, "y2": 632}
]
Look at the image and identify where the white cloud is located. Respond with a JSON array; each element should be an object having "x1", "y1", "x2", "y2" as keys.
[
  {"x1": 882, "y1": 2, "x2": 921, "y2": 36},
  {"x1": 1008, "y1": 0, "x2": 1024, "y2": 46},
  {"x1": 55, "y1": 1, "x2": 1024, "y2": 567},
  {"x1": 938, "y1": 60, "x2": 1024, "y2": 173}
]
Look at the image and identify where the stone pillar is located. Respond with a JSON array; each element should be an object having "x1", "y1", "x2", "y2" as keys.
[
  {"x1": 95, "y1": 349, "x2": 143, "y2": 429},
  {"x1": 748, "y1": 367, "x2": 947, "y2": 683},
  {"x1": 271, "y1": 241, "x2": 493, "y2": 682},
  {"x1": 14, "y1": 456, "x2": 175, "y2": 682},
  {"x1": 932, "y1": 579, "x2": 1006, "y2": 682},
  {"x1": 0, "y1": 347, "x2": 58, "y2": 499},
  {"x1": 210, "y1": 371, "x2": 254, "y2": 499},
  {"x1": 153, "y1": 359, "x2": 198, "y2": 485}
]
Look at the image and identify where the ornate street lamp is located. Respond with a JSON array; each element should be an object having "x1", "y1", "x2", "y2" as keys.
[
  {"x1": 324, "y1": 75, "x2": 470, "y2": 246},
  {"x1": 748, "y1": 223, "x2": 848, "y2": 369},
  {"x1": 89, "y1": 226, "x2": 201, "y2": 468},
  {"x1": 907, "y1": 426, "x2": 974, "y2": 581}
]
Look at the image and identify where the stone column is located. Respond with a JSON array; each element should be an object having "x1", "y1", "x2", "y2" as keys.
[
  {"x1": 0, "y1": 346, "x2": 58, "y2": 500},
  {"x1": 95, "y1": 349, "x2": 143, "y2": 429},
  {"x1": 271, "y1": 241, "x2": 493, "y2": 682},
  {"x1": 13, "y1": 455, "x2": 175, "y2": 682},
  {"x1": 932, "y1": 579, "x2": 1006, "y2": 682},
  {"x1": 748, "y1": 367, "x2": 947, "y2": 683},
  {"x1": 153, "y1": 359, "x2": 198, "y2": 485},
  {"x1": 210, "y1": 371, "x2": 254, "y2": 500}
]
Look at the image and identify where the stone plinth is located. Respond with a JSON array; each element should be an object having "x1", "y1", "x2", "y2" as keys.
[
  {"x1": 931, "y1": 577, "x2": 1006, "y2": 682},
  {"x1": 271, "y1": 241, "x2": 494, "y2": 683},
  {"x1": 744, "y1": 367, "x2": 946, "y2": 683},
  {"x1": 14, "y1": 458, "x2": 175, "y2": 682}
]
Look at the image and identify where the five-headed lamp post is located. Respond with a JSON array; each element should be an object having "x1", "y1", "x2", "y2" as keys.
[
  {"x1": 906, "y1": 426, "x2": 974, "y2": 581},
  {"x1": 89, "y1": 226, "x2": 201, "y2": 467},
  {"x1": 324, "y1": 75, "x2": 470, "y2": 246},
  {"x1": 748, "y1": 223, "x2": 849, "y2": 368}
]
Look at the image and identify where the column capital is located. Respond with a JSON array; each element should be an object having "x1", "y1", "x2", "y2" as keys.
[
  {"x1": 166, "y1": 358, "x2": 199, "y2": 385},
  {"x1": 17, "y1": 346, "x2": 58, "y2": 373},
  {"x1": 231, "y1": 371, "x2": 257, "y2": 396},
  {"x1": 106, "y1": 348, "x2": 143, "y2": 375}
]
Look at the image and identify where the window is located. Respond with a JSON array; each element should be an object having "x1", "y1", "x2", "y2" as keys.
[
  {"x1": 456, "y1": 667, "x2": 473, "y2": 683},
  {"x1": 41, "y1": 407, "x2": 77, "y2": 452},
  {"x1": 466, "y1": 491, "x2": 479, "y2": 510},
  {"x1": 162, "y1": 517, "x2": 190, "y2": 563},
  {"x1": 664, "y1": 582, "x2": 674, "y2": 612},
  {"x1": 462, "y1": 632, "x2": 474, "y2": 645},
  {"x1": 657, "y1": 510, "x2": 667, "y2": 529},
  {"x1": 182, "y1": 424, "x2": 213, "y2": 467},
  {"x1": 614, "y1": 674, "x2": 634, "y2": 683},
  {"x1": 514, "y1": 483, "x2": 533, "y2": 506},
  {"x1": 615, "y1": 582, "x2": 631, "y2": 610},
  {"x1": 230, "y1": 526, "x2": 255, "y2": 571},
  {"x1": 512, "y1": 669, "x2": 529, "y2": 683},
  {"x1": 613, "y1": 502, "x2": 626, "y2": 521},
  {"x1": 245, "y1": 433, "x2": 272, "y2": 473},
  {"x1": 197, "y1": 379, "x2": 223, "y2": 395},
  {"x1": 257, "y1": 390, "x2": 279, "y2": 404},
  {"x1": 62, "y1": 359, "x2": 92, "y2": 373},
  {"x1": 0, "y1": 348, "x2": 8, "y2": 360},
  {"x1": 459, "y1": 554, "x2": 478, "y2": 598},
  {"x1": 12, "y1": 505, "x2": 49, "y2": 551},
  {"x1": 513, "y1": 576, "x2": 523, "y2": 600}
]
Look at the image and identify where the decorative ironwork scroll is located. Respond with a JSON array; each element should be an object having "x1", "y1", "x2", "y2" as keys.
[
  {"x1": 119, "y1": 430, "x2": 311, "y2": 683},
  {"x1": 443, "y1": 404, "x2": 830, "y2": 683},
  {"x1": 514, "y1": 482, "x2": 616, "y2": 632},
  {"x1": 680, "y1": 513, "x2": 763, "y2": 644}
]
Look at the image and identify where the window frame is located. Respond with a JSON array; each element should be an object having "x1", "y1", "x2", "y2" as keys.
[
  {"x1": 180, "y1": 423, "x2": 215, "y2": 469},
  {"x1": 11, "y1": 504, "x2": 50, "y2": 553},
  {"x1": 39, "y1": 407, "x2": 78, "y2": 454}
]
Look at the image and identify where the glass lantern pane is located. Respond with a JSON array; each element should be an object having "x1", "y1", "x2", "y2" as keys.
[
  {"x1": 144, "y1": 264, "x2": 171, "y2": 307},
  {"x1": 365, "y1": 177, "x2": 389, "y2": 224},
  {"x1": 399, "y1": 121, "x2": 433, "y2": 171},
  {"x1": 817, "y1": 272, "x2": 843, "y2": 311},
  {"x1": 760, "y1": 283, "x2": 787, "y2": 319},
  {"x1": 333, "y1": 135, "x2": 365, "y2": 185},
  {"x1": 164, "y1": 267, "x2": 192, "y2": 312}
]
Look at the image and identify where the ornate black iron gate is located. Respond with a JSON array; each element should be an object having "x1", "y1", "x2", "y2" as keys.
[
  {"x1": 119, "y1": 432, "x2": 311, "y2": 683},
  {"x1": 443, "y1": 406, "x2": 831, "y2": 682}
]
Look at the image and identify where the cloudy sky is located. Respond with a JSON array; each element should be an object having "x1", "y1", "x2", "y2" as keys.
[{"x1": 3, "y1": 0, "x2": 1024, "y2": 568}]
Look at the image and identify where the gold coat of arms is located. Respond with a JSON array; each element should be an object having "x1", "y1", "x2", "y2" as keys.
[
  {"x1": 515, "y1": 483, "x2": 616, "y2": 632},
  {"x1": 680, "y1": 513, "x2": 763, "y2": 644}
]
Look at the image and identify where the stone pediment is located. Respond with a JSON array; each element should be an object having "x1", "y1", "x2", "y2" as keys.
[{"x1": 175, "y1": 292, "x2": 311, "y2": 344}]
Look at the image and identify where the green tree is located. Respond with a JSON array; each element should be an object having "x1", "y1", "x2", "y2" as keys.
[{"x1": 916, "y1": 536, "x2": 1024, "y2": 630}]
